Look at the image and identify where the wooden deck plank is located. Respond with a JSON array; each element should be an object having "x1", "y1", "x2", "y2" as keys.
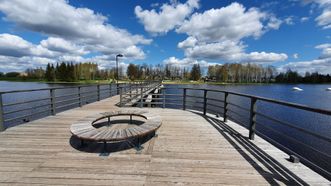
[{"x1": 0, "y1": 95, "x2": 329, "y2": 185}]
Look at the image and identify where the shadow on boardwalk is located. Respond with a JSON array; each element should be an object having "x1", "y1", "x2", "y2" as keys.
[
  {"x1": 70, "y1": 134, "x2": 155, "y2": 155},
  {"x1": 203, "y1": 114, "x2": 309, "y2": 186}
]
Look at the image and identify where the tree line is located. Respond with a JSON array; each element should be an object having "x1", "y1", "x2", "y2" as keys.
[
  {"x1": 275, "y1": 70, "x2": 331, "y2": 83},
  {"x1": 1, "y1": 61, "x2": 331, "y2": 83},
  {"x1": 45, "y1": 62, "x2": 100, "y2": 82},
  {"x1": 0, "y1": 62, "x2": 115, "y2": 82},
  {"x1": 207, "y1": 63, "x2": 276, "y2": 83},
  {"x1": 126, "y1": 63, "x2": 202, "y2": 81},
  {"x1": 44, "y1": 62, "x2": 120, "y2": 82}
]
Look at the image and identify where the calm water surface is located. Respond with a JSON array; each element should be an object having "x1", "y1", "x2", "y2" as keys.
[{"x1": 0, "y1": 81, "x2": 63, "y2": 91}]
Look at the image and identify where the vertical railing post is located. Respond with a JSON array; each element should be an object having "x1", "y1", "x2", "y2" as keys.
[
  {"x1": 50, "y1": 89, "x2": 56, "y2": 115},
  {"x1": 130, "y1": 84, "x2": 132, "y2": 98},
  {"x1": 163, "y1": 88, "x2": 166, "y2": 108},
  {"x1": 78, "y1": 86, "x2": 82, "y2": 107},
  {"x1": 119, "y1": 87, "x2": 123, "y2": 107},
  {"x1": 203, "y1": 90, "x2": 207, "y2": 115},
  {"x1": 140, "y1": 87, "x2": 143, "y2": 108},
  {"x1": 109, "y1": 84, "x2": 112, "y2": 97},
  {"x1": 223, "y1": 92, "x2": 228, "y2": 122},
  {"x1": 97, "y1": 84, "x2": 100, "y2": 101},
  {"x1": 116, "y1": 83, "x2": 119, "y2": 95},
  {"x1": 0, "y1": 93, "x2": 5, "y2": 131},
  {"x1": 183, "y1": 88, "x2": 186, "y2": 110},
  {"x1": 249, "y1": 97, "x2": 257, "y2": 140}
]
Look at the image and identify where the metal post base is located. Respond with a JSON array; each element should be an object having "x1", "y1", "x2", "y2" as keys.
[
  {"x1": 134, "y1": 145, "x2": 144, "y2": 152},
  {"x1": 80, "y1": 139, "x2": 86, "y2": 148},
  {"x1": 99, "y1": 141, "x2": 110, "y2": 156},
  {"x1": 134, "y1": 137, "x2": 144, "y2": 152}
]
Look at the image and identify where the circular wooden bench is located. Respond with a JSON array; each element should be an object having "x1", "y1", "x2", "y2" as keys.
[{"x1": 70, "y1": 110, "x2": 162, "y2": 151}]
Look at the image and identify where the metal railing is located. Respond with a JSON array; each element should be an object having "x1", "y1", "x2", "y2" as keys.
[
  {"x1": 119, "y1": 81, "x2": 162, "y2": 107},
  {"x1": 0, "y1": 81, "x2": 158, "y2": 130},
  {"x1": 0, "y1": 82, "x2": 330, "y2": 179},
  {"x1": 121, "y1": 85, "x2": 331, "y2": 180}
]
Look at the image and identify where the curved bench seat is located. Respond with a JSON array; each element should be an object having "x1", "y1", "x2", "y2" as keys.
[{"x1": 70, "y1": 110, "x2": 162, "y2": 142}]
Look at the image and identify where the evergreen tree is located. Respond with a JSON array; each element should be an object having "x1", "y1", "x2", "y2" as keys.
[
  {"x1": 71, "y1": 63, "x2": 77, "y2": 81},
  {"x1": 45, "y1": 63, "x2": 52, "y2": 81},
  {"x1": 58, "y1": 62, "x2": 67, "y2": 81},
  {"x1": 50, "y1": 64, "x2": 56, "y2": 81},
  {"x1": 190, "y1": 64, "x2": 201, "y2": 81},
  {"x1": 55, "y1": 63, "x2": 60, "y2": 79}
]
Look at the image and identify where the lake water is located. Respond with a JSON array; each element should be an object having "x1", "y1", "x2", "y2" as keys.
[
  {"x1": 0, "y1": 81, "x2": 65, "y2": 91},
  {"x1": 0, "y1": 81, "x2": 330, "y2": 177}
]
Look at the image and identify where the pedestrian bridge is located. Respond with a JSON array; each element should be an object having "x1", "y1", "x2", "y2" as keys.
[{"x1": 0, "y1": 95, "x2": 328, "y2": 185}]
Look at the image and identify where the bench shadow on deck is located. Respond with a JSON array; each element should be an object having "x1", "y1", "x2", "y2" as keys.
[
  {"x1": 202, "y1": 114, "x2": 308, "y2": 185},
  {"x1": 69, "y1": 132, "x2": 155, "y2": 154}
]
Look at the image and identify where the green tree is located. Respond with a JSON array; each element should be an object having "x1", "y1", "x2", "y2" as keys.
[
  {"x1": 50, "y1": 64, "x2": 56, "y2": 81},
  {"x1": 5, "y1": 72, "x2": 20, "y2": 77},
  {"x1": 207, "y1": 65, "x2": 216, "y2": 79},
  {"x1": 127, "y1": 63, "x2": 138, "y2": 81},
  {"x1": 45, "y1": 63, "x2": 52, "y2": 81},
  {"x1": 57, "y1": 62, "x2": 67, "y2": 81},
  {"x1": 190, "y1": 64, "x2": 201, "y2": 81},
  {"x1": 67, "y1": 62, "x2": 75, "y2": 82}
]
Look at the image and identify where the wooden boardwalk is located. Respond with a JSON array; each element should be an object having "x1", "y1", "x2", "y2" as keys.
[{"x1": 0, "y1": 96, "x2": 329, "y2": 185}]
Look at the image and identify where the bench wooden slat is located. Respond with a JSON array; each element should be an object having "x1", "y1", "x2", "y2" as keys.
[{"x1": 70, "y1": 110, "x2": 161, "y2": 142}]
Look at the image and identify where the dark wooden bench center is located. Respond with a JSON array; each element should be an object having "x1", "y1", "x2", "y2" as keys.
[{"x1": 70, "y1": 110, "x2": 162, "y2": 151}]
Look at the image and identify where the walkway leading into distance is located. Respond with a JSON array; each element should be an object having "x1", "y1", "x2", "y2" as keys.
[{"x1": 0, "y1": 95, "x2": 328, "y2": 185}]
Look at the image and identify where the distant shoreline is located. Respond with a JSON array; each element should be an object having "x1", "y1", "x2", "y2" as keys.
[{"x1": 2, "y1": 78, "x2": 331, "y2": 85}]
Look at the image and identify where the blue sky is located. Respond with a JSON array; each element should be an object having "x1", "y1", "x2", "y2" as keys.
[{"x1": 0, "y1": 0, "x2": 330, "y2": 74}]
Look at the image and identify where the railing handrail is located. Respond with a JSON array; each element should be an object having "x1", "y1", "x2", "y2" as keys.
[
  {"x1": 0, "y1": 80, "x2": 161, "y2": 94},
  {"x1": 0, "y1": 83, "x2": 124, "y2": 94},
  {"x1": 165, "y1": 87, "x2": 331, "y2": 116}
]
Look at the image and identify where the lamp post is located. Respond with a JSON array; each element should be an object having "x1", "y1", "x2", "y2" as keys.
[
  {"x1": 115, "y1": 54, "x2": 123, "y2": 83},
  {"x1": 115, "y1": 54, "x2": 123, "y2": 94}
]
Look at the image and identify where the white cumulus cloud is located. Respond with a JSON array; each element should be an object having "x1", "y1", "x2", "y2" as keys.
[
  {"x1": 0, "y1": 33, "x2": 56, "y2": 58},
  {"x1": 0, "y1": 0, "x2": 151, "y2": 61},
  {"x1": 40, "y1": 37, "x2": 87, "y2": 55},
  {"x1": 176, "y1": 2, "x2": 268, "y2": 42},
  {"x1": 135, "y1": 0, "x2": 199, "y2": 35},
  {"x1": 316, "y1": 9, "x2": 331, "y2": 29},
  {"x1": 293, "y1": 53, "x2": 299, "y2": 59},
  {"x1": 303, "y1": 0, "x2": 331, "y2": 29},
  {"x1": 316, "y1": 43, "x2": 331, "y2": 58},
  {"x1": 279, "y1": 43, "x2": 331, "y2": 74},
  {"x1": 163, "y1": 56, "x2": 213, "y2": 68},
  {"x1": 175, "y1": 2, "x2": 287, "y2": 64}
]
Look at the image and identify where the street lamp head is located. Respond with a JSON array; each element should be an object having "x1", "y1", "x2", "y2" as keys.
[{"x1": 116, "y1": 54, "x2": 124, "y2": 58}]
